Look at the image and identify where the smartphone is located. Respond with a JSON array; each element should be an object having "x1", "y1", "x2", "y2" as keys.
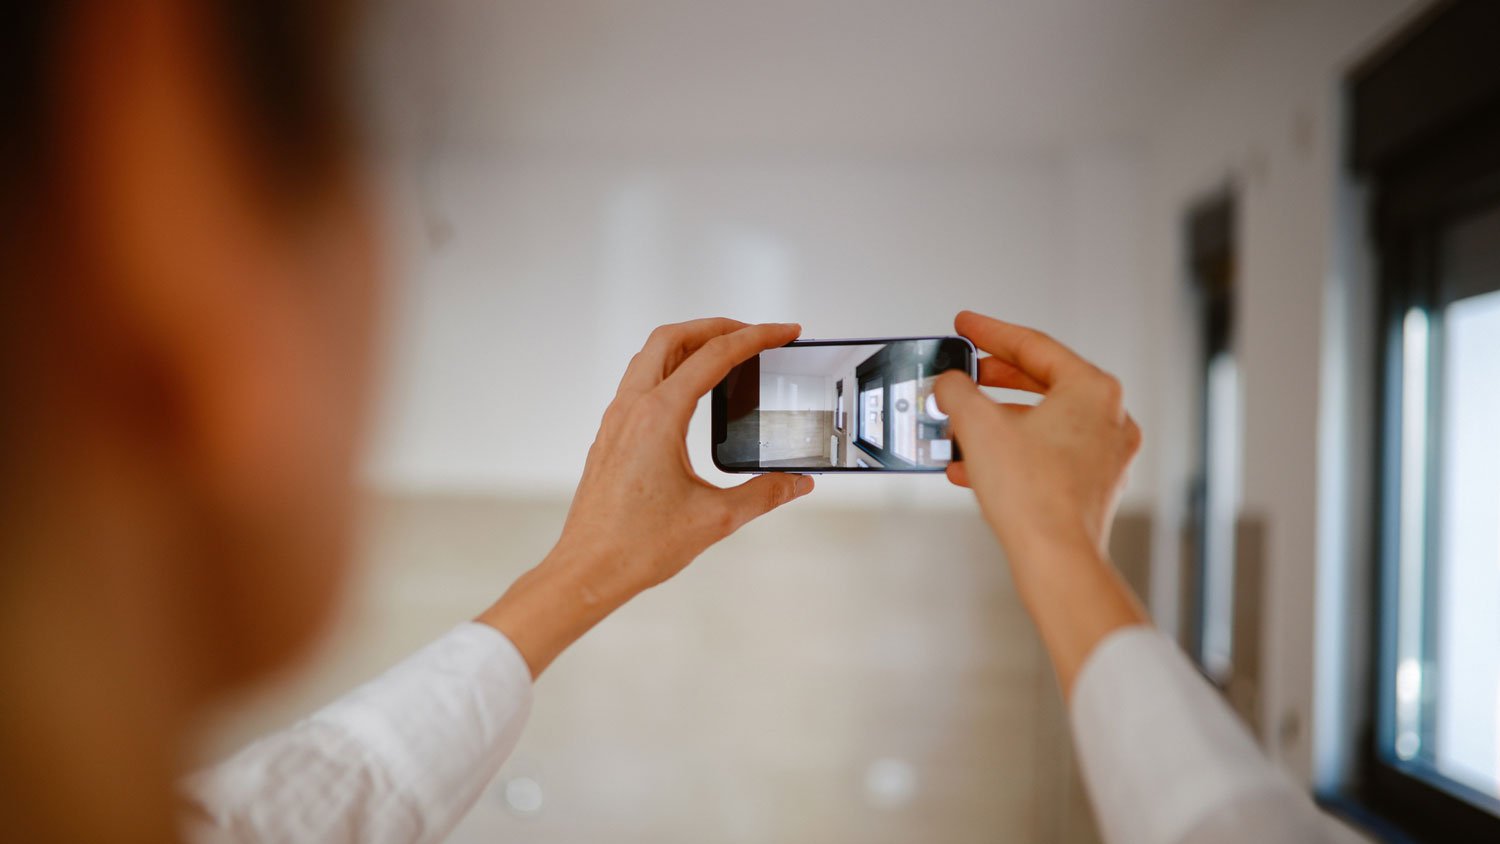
[{"x1": 711, "y1": 336, "x2": 977, "y2": 473}]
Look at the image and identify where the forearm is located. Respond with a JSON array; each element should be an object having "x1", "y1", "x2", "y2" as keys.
[
  {"x1": 1005, "y1": 535, "x2": 1149, "y2": 700},
  {"x1": 476, "y1": 542, "x2": 638, "y2": 679},
  {"x1": 181, "y1": 624, "x2": 533, "y2": 844}
]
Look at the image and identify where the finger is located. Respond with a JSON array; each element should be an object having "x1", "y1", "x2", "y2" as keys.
[
  {"x1": 720, "y1": 472, "x2": 814, "y2": 531},
  {"x1": 955, "y1": 310, "x2": 1095, "y2": 389},
  {"x1": 933, "y1": 370, "x2": 994, "y2": 430},
  {"x1": 934, "y1": 370, "x2": 1003, "y2": 462},
  {"x1": 978, "y1": 356, "x2": 1048, "y2": 393},
  {"x1": 657, "y1": 322, "x2": 801, "y2": 411},
  {"x1": 616, "y1": 317, "x2": 748, "y2": 395},
  {"x1": 946, "y1": 461, "x2": 970, "y2": 488}
]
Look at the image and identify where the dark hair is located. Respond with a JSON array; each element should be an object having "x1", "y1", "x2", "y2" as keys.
[
  {"x1": 0, "y1": 1, "x2": 357, "y2": 203},
  {"x1": 217, "y1": 0, "x2": 359, "y2": 186}
]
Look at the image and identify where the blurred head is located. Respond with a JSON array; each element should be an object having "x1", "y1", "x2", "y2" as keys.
[{"x1": 1, "y1": 0, "x2": 376, "y2": 696}]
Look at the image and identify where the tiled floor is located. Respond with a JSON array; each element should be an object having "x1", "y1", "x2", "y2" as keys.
[{"x1": 197, "y1": 495, "x2": 1129, "y2": 843}]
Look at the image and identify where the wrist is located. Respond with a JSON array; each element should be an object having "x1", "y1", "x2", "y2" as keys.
[
  {"x1": 997, "y1": 514, "x2": 1104, "y2": 572},
  {"x1": 994, "y1": 526, "x2": 1149, "y2": 699},
  {"x1": 476, "y1": 542, "x2": 638, "y2": 678},
  {"x1": 540, "y1": 537, "x2": 648, "y2": 609}
]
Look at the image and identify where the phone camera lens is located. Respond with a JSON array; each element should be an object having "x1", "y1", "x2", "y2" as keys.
[{"x1": 935, "y1": 352, "x2": 951, "y2": 370}]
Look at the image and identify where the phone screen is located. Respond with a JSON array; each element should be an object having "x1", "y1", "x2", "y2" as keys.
[{"x1": 711, "y1": 337, "x2": 975, "y2": 472}]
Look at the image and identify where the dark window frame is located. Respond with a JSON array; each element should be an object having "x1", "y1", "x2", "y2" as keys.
[
  {"x1": 854, "y1": 371, "x2": 886, "y2": 459},
  {"x1": 853, "y1": 345, "x2": 920, "y2": 469},
  {"x1": 1346, "y1": 0, "x2": 1500, "y2": 837}
]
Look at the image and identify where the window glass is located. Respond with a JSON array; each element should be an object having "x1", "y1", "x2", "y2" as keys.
[
  {"x1": 1430, "y1": 288, "x2": 1500, "y2": 798},
  {"x1": 890, "y1": 379, "x2": 916, "y2": 462},
  {"x1": 861, "y1": 386, "x2": 884, "y2": 448},
  {"x1": 1200, "y1": 351, "x2": 1241, "y2": 682}
]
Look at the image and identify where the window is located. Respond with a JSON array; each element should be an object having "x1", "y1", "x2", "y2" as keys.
[
  {"x1": 860, "y1": 383, "x2": 884, "y2": 448},
  {"x1": 1182, "y1": 192, "x2": 1242, "y2": 688},
  {"x1": 1350, "y1": 1, "x2": 1500, "y2": 835},
  {"x1": 851, "y1": 342, "x2": 960, "y2": 470},
  {"x1": 1431, "y1": 286, "x2": 1500, "y2": 798},
  {"x1": 890, "y1": 379, "x2": 917, "y2": 463},
  {"x1": 1388, "y1": 210, "x2": 1500, "y2": 805}
]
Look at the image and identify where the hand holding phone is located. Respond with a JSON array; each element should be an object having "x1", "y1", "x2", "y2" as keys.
[
  {"x1": 933, "y1": 311, "x2": 1139, "y2": 558},
  {"x1": 479, "y1": 319, "x2": 813, "y2": 676},
  {"x1": 932, "y1": 310, "x2": 1146, "y2": 694}
]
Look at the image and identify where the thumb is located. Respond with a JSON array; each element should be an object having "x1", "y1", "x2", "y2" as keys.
[
  {"x1": 934, "y1": 371, "x2": 1002, "y2": 475},
  {"x1": 721, "y1": 472, "x2": 814, "y2": 531},
  {"x1": 933, "y1": 370, "x2": 994, "y2": 439}
]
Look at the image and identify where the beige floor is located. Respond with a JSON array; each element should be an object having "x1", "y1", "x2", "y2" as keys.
[
  {"x1": 759, "y1": 458, "x2": 836, "y2": 469},
  {"x1": 196, "y1": 495, "x2": 1136, "y2": 843}
]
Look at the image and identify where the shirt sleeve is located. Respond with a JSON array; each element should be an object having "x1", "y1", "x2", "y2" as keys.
[
  {"x1": 1068, "y1": 626, "x2": 1368, "y2": 844},
  {"x1": 179, "y1": 622, "x2": 533, "y2": 844}
]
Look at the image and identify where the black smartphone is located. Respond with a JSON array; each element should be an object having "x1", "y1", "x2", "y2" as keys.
[{"x1": 711, "y1": 336, "x2": 977, "y2": 473}]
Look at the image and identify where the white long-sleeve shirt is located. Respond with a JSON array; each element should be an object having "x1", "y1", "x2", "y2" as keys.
[
  {"x1": 181, "y1": 623, "x2": 1362, "y2": 844},
  {"x1": 1069, "y1": 627, "x2": 1367, "y2": 844},
  {"x1": 180, "y1": 624, "x2": 533, "y2": 844}
]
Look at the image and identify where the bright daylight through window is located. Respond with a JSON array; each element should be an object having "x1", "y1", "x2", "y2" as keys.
[
  {"x1": 1391, "y1": 207, "x2": 1500, "y2": 807},
  {"x1": 1432, "y1": 289, "x2": 1500, "y2": 797}
]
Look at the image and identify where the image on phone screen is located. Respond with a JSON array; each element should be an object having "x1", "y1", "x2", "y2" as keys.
[{"x1": 712, "y1": 337, "x2": 975, "y2": 473}]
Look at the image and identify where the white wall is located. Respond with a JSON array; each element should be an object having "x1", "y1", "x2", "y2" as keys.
[
  {"x1": 1137, "y1": 0, "x2": 1430, "y2": 787},
  {"x1": 363, "y1": 144, "x2": 1155, "y2": 511},
  {"x1": 760, "y1": 374, "x2": 832, "y2": 413},
  {"x1": 354, "y1": 0, "x2": 1448, "y2": 792}
]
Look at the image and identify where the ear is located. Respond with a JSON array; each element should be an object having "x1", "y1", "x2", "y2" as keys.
[
  {"x1": 52, "y1": 0, "x2": 377, "y2": 685},
  {"x1": 57, "y1": 0, "x2": 292, "y2": 474}
]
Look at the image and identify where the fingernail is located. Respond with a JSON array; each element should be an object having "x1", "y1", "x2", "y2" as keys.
[{"x1": 795, "y1": 475, "x2": 814, "y2": 495}]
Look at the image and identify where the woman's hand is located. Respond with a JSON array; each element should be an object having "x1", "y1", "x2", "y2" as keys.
[
  {"x1": 479, "y1": 319, "x2": 814, "y2": 677},
  {"x1": 934, "y1": 310, "x2": 1147, "y2": 695},
  {"x1": 934, "y1": 311, "x2": 1142, "y2": 560},
  {"x1": 558, "y1": 318, "x2": 815, "y2": 591}
]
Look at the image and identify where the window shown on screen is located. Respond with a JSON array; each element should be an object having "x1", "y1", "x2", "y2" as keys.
[
  {"x1": 890, "y1": 379, "x2": 917, "y2": 463},
  {"x1": 860, "y1": 385, "x2": 884, "y2": 449}
]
